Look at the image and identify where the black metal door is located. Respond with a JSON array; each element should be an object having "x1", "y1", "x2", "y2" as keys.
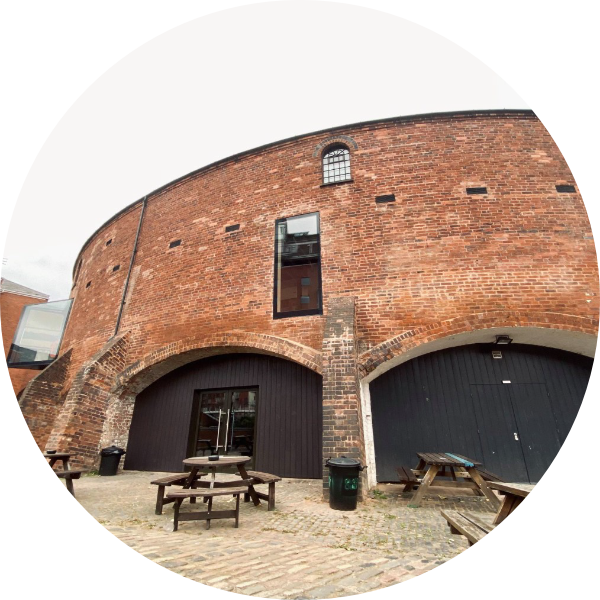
[
  {"x1": 370, "y1": 344, "x2": 592, "y2": 483},
  {"x1": 470, "y1": 384, "x2": 530, "y2": 482},
  {"x1": 509, "y1": 383, "x2": 562, "y2": 482}
]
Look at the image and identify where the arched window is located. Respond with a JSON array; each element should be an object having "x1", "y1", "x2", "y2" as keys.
[{"x1": 322, "y1": 145, "x2": 351, "y2": 184}]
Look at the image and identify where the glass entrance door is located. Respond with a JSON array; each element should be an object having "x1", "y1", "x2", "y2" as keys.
[{"x1": 191, "y1": 389, "x2": 258, "y2": 464}]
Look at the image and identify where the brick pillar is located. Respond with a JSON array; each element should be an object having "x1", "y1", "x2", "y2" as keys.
[{"x1": 321, "y1": 297, "x2": 367, "y2": 500}]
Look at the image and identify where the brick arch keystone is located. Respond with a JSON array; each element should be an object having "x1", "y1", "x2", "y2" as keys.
[
  {"x1": 358, "y1": 311, "x2": 598, "y2": 381},
  {"x1": 114, "y1": 332, "x2": 322, "y2": 396}
]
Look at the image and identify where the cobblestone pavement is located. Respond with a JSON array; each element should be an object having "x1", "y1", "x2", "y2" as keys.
[{"x1": 76, "y1": 471, "x2": 497, "y2": 598}]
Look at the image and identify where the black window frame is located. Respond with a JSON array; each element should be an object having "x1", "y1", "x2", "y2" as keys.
[
  {"x1": 273, "y1": 212, "x2": 323, "y2": 320},
  {"x1": 322, "y1": 144, "x2": 352, "y2": 185}
]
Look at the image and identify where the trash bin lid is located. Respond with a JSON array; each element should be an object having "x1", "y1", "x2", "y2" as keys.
[
  {"x1": 100, "y1": 445, "x2": 126, "y2": 455},
  {"x1": 326, "y1": 457, "x2": 362, "y2": 468}
]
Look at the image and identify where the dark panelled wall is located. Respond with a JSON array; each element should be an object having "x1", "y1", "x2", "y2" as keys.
[
  {"x1": 125, "y1": 353, "x2": 323, "y2": 478},
  {"x1": 370, "y1": 344, "x2": 593, "y2": 483}
]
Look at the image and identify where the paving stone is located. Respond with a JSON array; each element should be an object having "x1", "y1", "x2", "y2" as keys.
[{"x1": 75, "y1": 471, "x2": 489, "y2": 597}]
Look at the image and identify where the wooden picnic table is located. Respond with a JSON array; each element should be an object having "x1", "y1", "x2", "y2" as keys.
[
  {"x1": 182, "y1": 456, "x2": 261, "y2": 506},
  {"x1": 408, "y1": 452, "x2": 501, "y2": 510},
  {"x1": 487, "y1": 481, "x2": 534, "y2": 524},
  {"x1": 44, "y1": 452, "x2": 85, "y2": 496}
]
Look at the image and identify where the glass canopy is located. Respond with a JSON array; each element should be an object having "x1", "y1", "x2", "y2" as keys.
[{"x1": 6, "y1": 299, "x2": 73, "y2": 369}]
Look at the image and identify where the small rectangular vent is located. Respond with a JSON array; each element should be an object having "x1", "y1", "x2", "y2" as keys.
[
  {"x1": 169, "y1": 239, "x2": 181, "y2": 248},
  {"x1": 300, "y1": 296, "x2": 310, "y2": 304},
  {"x1": 492, "y1": 350, "x2": 502, "y2": 359},
  {"x1": 86, "y1": 281, "x2": 91, "y2": 289},
  {"x1": 375, "y1": 194, "x2": 396, "y2": 204},
  {"x1": 466, "y1": 187, "x2": 487, "y2": 195},
  {"x1": 556, "y1": 184, "x2": 576, "y2": 193},
  {"x1": 106, "y1": 239, "x2": 112, "y2": 246},
  {"x1": 225, "y1": 224, "x2": 240, "y2": 232},
  {"x1": 112, "y1": 265, "x2": 120, "y2": 272},
  {"x1": 301, "y1": 277, "x2": 311, "y2": 286}
]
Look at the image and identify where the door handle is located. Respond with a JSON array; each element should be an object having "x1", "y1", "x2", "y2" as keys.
[
  {"x1": 224, "y1": 409, "x2": 231, "y2": 452},
  {"x1": 215, "y1": 408, "x2": 222, "y2": 451}
]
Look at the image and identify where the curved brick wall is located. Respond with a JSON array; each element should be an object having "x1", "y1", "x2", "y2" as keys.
[
  {"x1": 59, "y1": 109, "x2": 597, "y2": 379},
  {"x1": 24, "y1": 109, "x2": 597, "y2": 484}
]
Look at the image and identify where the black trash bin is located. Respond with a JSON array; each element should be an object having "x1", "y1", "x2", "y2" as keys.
[
  {"x1": 326, "y1": 457, "x2": 366, "y2": 511},
  {"x1": 99, "y1": 446, "x2": 126, "y2": 476}
]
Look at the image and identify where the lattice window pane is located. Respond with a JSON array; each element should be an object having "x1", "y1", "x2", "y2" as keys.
[{"x1": 323, "y1": 147, "x2": 351, "y2": 184}]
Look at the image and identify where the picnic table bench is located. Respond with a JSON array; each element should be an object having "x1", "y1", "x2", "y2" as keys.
[
  {"x1": 441, "y1": 481, "x2": 534, "y2": 544},
  {"x1": 396, "y1": 466, "x2": 419, "y2": 492},
  {"x1": 151, "y1": 472, "x2": 207, "y2": 515},
  {"x1": 243, "y1": 470, "x2": 282, "y2": 511},
  {"x1": 441, "y1": 509, "x2": 496, "y2": 545},
  {"x1": 45, "y1": 452, "x2": 86, "y2": 497},
  {"x1": 167, "y1": 486, "x2": 247, "y2": 530}
]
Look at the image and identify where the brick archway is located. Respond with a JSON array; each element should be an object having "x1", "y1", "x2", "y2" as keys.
[
  {"x1": 359, "y1": 311, "x2": 598, "y2": 382},
  {"x1": 114, "y1": 331, "x2": 322, "y2": 397},
  {"x1": 357, "y1": 312, "x2": 597, "y2": 487}
]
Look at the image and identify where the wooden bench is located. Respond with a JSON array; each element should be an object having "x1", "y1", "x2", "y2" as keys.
[
  {"x1": 243, "y1": 471, "x2": 281, "y2": 511},
  {"x1": 441, "y1": 509, "x2": 495, "y2": 546},
  {"x1": 477, "y1": 467, "x2": 505, "y2": 483},
  {"x1": 151, "y1": 472, "x2": 207, "y2": 515},
  {"x1": 55, "y1": 470, "x2": 86, "y2": 497},
  {"x1": 396, "y1": 466, "x2": 419, "y2": 492},
  {"x1": 166, "y1": 487, "x2": 247, "y2": 530}
]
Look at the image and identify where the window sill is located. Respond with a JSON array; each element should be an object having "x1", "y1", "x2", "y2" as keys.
[
  {"x1": 320, "y1": 179, "x2": 353, "y2": 188},
  {"x1": 273, "y1": 308, "x2": 323, "y2": 320}
]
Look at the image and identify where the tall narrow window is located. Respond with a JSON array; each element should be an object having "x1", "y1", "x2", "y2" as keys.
[
  {"x1": 274, "y1": 213, "x2": 322, "y2": 318},
  {"x1": 322, "y1": 145, "x2": 351, "y2": 184}
]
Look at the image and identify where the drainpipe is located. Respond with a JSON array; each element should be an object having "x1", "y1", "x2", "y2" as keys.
[{"x1": 113, "y1": 196, "x2": 147, "y2": 337}]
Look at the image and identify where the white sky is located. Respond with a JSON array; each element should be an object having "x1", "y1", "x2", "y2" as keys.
[{"x1": 0, "y1": 1, "x2": 528, "y2": 301}]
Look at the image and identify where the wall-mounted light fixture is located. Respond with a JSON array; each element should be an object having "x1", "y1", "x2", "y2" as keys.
[{"x1": 495, "y1": 335, "x2": 513, "y2": 345}]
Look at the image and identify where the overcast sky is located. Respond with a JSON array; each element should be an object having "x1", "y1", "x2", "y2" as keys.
[{"x1": 1, "y1": 1, "x2": 528, "y2": 300}]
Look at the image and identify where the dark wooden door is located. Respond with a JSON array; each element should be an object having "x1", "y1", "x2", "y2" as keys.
[
  {"x1": 370, "y1": 344, "x2": 592, "y2": 483},
  {"x1": 470, "y1": 384, "x2": 529, "y2": 482},
  {"x1": 124, "y1": 353, "x2": 322, "y2": 478}
]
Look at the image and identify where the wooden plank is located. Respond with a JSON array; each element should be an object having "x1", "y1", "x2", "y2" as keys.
[
  {"x1": 466, "y1": 467, "x2": 501, "y2": 510},
  {"x1": 493, "y1": 494, "x2": 522, "y2": 525},
  {"x1": 440, "y1": 510, "x2": 487, "y2": 545},
  {"x1": 487, "y1": 481, "x2": 533, "y2": 497},
  {"x1": 408, "y1": 464, "x2": 439, "y2": 508},
  {"x1": 428, "y1": 480, "x2": 479, "y2": 489},
  {"x1": 177, "y1": 509, "x2": 238, "y2": 521},
  {"x1": 55, "y1": 470, "x2": 84, "y2": 479},
  {"x1": 460, "y1": 511, "x2": 496, "y2": 534},
  {"x1": 166, "y1": 487, "x2": 247, "y2": 498}
]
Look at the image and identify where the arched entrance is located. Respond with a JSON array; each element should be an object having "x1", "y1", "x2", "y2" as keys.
[
  {"x1": 124, "y1": 353, "x2": 323, "y2": 478},
  {"x1": 369, "y1": 343, "x2": 593, "y2": 483}
]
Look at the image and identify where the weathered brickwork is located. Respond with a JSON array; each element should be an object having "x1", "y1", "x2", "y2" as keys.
[
  {"x1": 18, "y1": 349, "x2": 72, "y2": 450},
  {"x1": 17, "y1": 110, "x2": 599, "y2": 486},
  {"x1": 45, "y1": 334, "x2": 130, "y2": 468},
  {"x1": 322, "y1": 297, "x2": 367, "y2": 499},
  {"x1": 1, "y1": 290, "x2": 48, "y2": 395}
]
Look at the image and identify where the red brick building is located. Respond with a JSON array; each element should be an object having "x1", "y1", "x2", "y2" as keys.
[
  {"x1": 17, "y1": 110, "x2": 598, "y2": 496},
  {"x1": 1, "y1": 278, "x2": 49, "y2": 396}
]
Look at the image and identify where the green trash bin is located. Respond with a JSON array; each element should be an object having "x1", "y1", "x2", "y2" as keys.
[{"x1": 326, "y1": 457, "x2": 366, "y2": 511}]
